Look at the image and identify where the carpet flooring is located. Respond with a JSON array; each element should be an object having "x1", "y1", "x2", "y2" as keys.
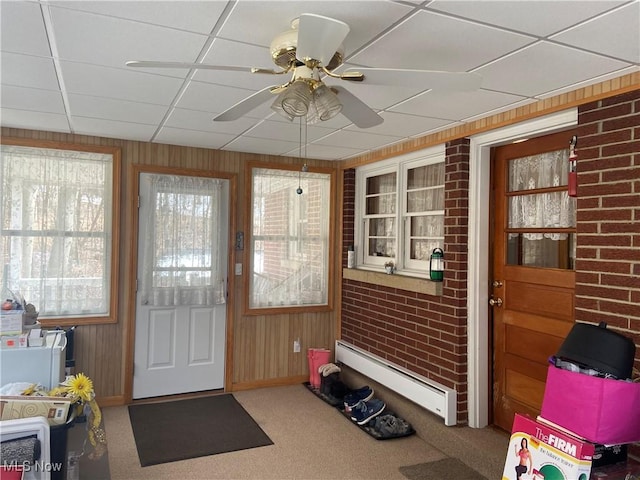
[
  {"x1": 128, "y1": 394, "x2": 273, "y2": 467},
  {"x1": 399, "y1": 458, "x2": 489, "y2": 480}
]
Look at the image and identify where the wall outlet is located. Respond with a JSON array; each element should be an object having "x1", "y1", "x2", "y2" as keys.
[{"x1": 293, "y1": 339, "x2": 300, "y2": 353}]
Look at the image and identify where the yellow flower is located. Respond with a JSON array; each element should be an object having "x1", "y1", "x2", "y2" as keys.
[
  {"x1": 21, "y1": 383, "x2": 37, "y2": 396},
  {"x1": 65, "y1": 373, "x2": 94, "y2": 402},
  {"x1": 48, "y1": 386, "x2": 68, "y2": 397}
]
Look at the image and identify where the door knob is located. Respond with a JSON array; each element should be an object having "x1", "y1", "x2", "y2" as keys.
[
  {"x1": 489, "y1": 297, "x2": 503, "y2": 307},
  {"x1": 492, "y1": 280, "x2": 503, "y2": 288}
]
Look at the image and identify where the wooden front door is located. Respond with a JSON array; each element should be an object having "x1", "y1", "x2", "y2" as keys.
[{"x1": 491, "y1": 130, "x2": 577, "y2": 432}]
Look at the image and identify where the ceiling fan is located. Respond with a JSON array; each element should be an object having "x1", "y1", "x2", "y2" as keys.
[{"x1": 126, "y1": 13, "x2": 482, "y2": 128}]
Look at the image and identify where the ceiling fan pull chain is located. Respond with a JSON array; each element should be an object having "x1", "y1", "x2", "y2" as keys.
[{"x1": 297, "y1": 117, "x2": 304, "y2": 194}]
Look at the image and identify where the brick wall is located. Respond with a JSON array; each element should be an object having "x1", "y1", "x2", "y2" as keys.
[
  {"x1": 341, "y1": 139, "x2": 471, "y2": 423},
  {"x1": 575, "y1": 89, "x2": 640, "y2": 367},
  {"x1": 340, "y1": 89, "x2": 639, "y2": 432},
  {"x1": 575, "y1": 90, "x2": 640, "y2": 458}
]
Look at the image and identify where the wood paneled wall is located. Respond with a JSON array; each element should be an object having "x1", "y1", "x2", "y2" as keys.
[
  {"x1": 0, "y1": 129, "x2": 338, "y2": 404},
  {"x1": 2, "y1": 71, "x2": 637, "y2": 406}
]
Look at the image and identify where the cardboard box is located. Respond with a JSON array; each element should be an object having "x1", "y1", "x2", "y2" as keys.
[
  {"x1": 503, "y1": 413, "x2": 593, "y2": 480},
  {"x1": 0, "y1": 396, "x2": 73, "y2": 426},
  {"x1": 537, "y1": 417, "x2": 628, "y2": 468}
]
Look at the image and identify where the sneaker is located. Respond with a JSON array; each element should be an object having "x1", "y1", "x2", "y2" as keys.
[
  {"x1": 343, "y1": 386, "x2": 374, "y2": 411},
  {"x1": 350, "y1": 398, "x2": 386, "y2": 425},
  {"x1": 373, "y1": 414, "x2": 411, "y2": 436}
]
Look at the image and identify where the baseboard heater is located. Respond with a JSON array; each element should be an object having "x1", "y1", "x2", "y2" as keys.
[{"x1": 335, "y1": 340, "x2": 457, "y2": 426}]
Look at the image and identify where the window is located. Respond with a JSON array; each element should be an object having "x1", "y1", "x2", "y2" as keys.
[
  {"x1": 355, "y1": 146, "x2": 444, "y2": 276},
  {"x1": 248, "y1": 165, "x2": 333, "y2": 311},
  {"x1": 138, "y1": 174, "x2": 227, "y2": 306},
  {"x1": 0, "y1": 140, "x2": 120, "y2": 324}
]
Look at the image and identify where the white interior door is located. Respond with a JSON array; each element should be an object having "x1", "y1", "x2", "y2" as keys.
[{"x1": 133, "y1": 173, "x2": 229, "y2": 399}]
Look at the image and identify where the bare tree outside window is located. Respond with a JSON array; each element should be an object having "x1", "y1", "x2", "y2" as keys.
[{"x1": 0, "y1": 143, "x2": 119, "y2": 322}]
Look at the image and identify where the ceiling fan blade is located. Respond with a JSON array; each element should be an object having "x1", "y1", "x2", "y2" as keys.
[
  {"x1": 343, "y1": 67, "x2": 482, "y2": 91},
  {"x1": 214, "y1": 86, "x2": 276, "y2": 121},
  {"x1": 332, "y1": 86, "x2": 383, "y2": 129},
  {"x1": 126, "y1": 61, "x2": 280, "y2": 74},
  {"x1": 297, "y1": 14, "x2": 350, "y2": 66}
]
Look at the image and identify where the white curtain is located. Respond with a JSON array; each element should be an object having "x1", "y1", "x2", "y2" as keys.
[
  {"x1": 139, "y1": 175, "x2": 225, "y2": 306},
  {"x1": 0, "y1": 145, "x2": 113, "y2": 316},
  {"x1": 508, "y1": 150, "x2": 575, "y2": 240},
  {"x1": 250, "y1": 168, "x2": 330, "y2": 308}
]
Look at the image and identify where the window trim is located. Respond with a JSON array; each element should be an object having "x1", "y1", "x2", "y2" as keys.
[
  {"x1": 355, "y1": 146, "x2": 445, "y2": 278},
  {"x1": 244, "y1": 162, "x2": 335, "y2": 316},
  {"x1": 1, "y1": 137, "x2": 121, "y2": 326}
]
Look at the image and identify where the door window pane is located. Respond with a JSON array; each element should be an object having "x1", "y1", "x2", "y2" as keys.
[
  {"x1": 508, "y1": 192, "x2": 576, "y2": 229},
  {"x1": 507, "y1": 233, "x2": 576, "y2": 269},
  {"x1": 505, "y1": 147, "x2": 576, "y2": 270},
  {"x1": 508, "y1": 149, "x2": 568, "y2": 191}
]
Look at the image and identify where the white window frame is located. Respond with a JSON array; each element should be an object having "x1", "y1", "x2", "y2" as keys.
[{"x1": 355, "y1": 146, "x2": 445, "y2": 276}]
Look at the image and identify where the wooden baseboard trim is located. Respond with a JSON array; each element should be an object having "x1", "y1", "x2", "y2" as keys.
[{"x1": 230, "y1": 375, "x2": 309, "y2": 392}]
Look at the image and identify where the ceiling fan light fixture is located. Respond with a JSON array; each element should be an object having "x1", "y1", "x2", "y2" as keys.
[
  {"x1": 312, "y1": 84, "x2": 342, "y2": 121},
  {"x1": 270, "y1": 95, "x2": 294, "y2": 121},
  {"x1": 280, "y1": 79, "x2": 312, "y2": 117}
]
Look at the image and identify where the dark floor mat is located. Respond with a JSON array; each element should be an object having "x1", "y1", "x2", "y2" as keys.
[{"x1": 128, "y1": 394, "x2": 273, "y2": 466}]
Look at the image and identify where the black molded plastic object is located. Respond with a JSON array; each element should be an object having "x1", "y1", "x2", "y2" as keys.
[{"x1": 557, "y1": 321, "x2": 636, "y2": 379}]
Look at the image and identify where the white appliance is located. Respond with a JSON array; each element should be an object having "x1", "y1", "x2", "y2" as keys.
[{"x1": 0, "y1": 331, "x2": 67, "y2": 389}]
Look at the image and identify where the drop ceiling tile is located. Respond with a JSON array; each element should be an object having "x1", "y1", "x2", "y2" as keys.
[
  {"x1": 244, "y1": 118, "x2": 336, "y2": 143},
  {"x1": 0, "y1": 1, "x2": 51, "y2": 56},
  {"x1": 390, "y1": 89, "x2": 526, "y2": 121},
  {"x1": 177, "y1": 80, "x2": 275, "y2": 118},
  {"x1": 475, "y1": 42, "x2": 631, "y2": 97},
  {"x1": 60, "y1": 61, "x2": 184, "y2": 105},
  {"x1": 218, "y1": 1, "x2": 413, "y2": 56},
  {"x1": 1, "y1": 53, "x2": 60, "y2": 91},
  {"x1": 314, "y1": 129, "x2": 403, "y2": 150},
  {"x1": 349, "y1": 10, "x2": 536, "y2": 72},
  {"x1": 538, "y1": 66, "x2": 640, "y2": 99},
  {"x1": 154, "y1": 127, "x2": 238, "y2": 150},
  {"x1": 304, "y1": 143, "x2": 369, "y2": 161},
  {"x1": 1, "y1": 85, "x2": 65, "y2": 114},
  {"x1": 224, "y1": 135, "x2": 300, "y2": 156},
  {"x1": 49, "y1": 1, "x2": 227, "y2": 34},
  {"x1": 192, "y1": 38, "x2": 278, "y2": 90},
  {"x1": 335, "y1": 80, "x2": 424, "y2": 111},
  {"x1": 551, "y1": 2, "x2": 640, "y2": 63},
  {"x1": 164, "y1": 108, "x2": 260, "y2": 135},
  {"x1": 49, "y1": 6, "x2": 208, "y2": 72},
  {"x1": 67, "y1": 94, "x2": 169, "y2": 124},
  {"x1": 71, "y1": 116, "x2": 157, "y2": 141},
  {"x1": 427, "y1": 1, "x2": 627, "y2": 37},
  {"x1": 347, "y1": 111, "x2": 455, "y2": 138},
  {"x1": 1, "y1": 107, "x2": 70, "y2": 133}
]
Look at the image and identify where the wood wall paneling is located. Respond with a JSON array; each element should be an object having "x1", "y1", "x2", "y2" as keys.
[
  {"x1": 1, "y1": 131, "x2": 338, "y2": 403},
  {"x1": 2, "y1": 72, "x2": 637, "y2": 406}
]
